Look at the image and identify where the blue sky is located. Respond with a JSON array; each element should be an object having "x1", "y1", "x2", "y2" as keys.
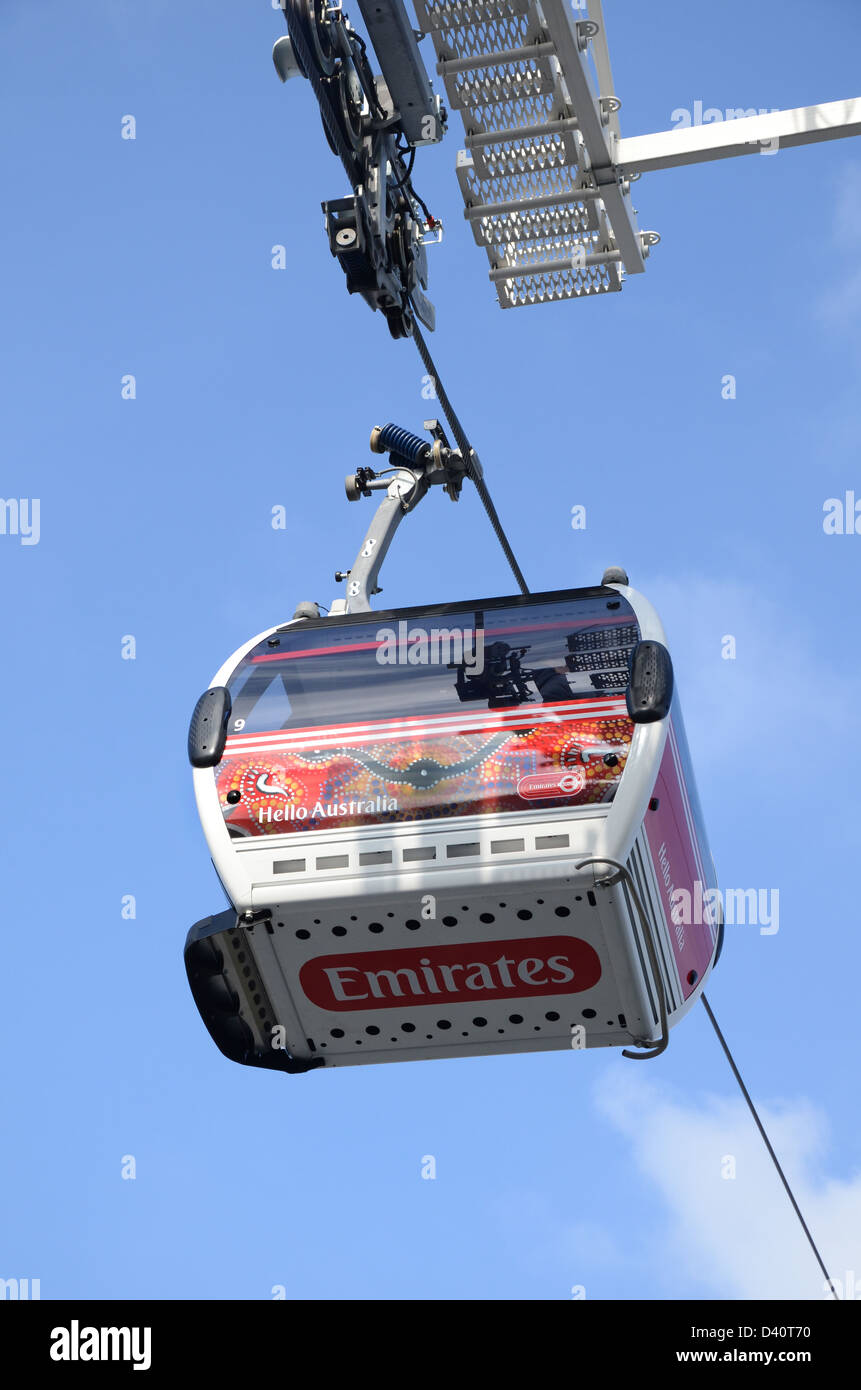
[{"x1": 1, "y1": 0, "x2": 860, "y2": 1300}]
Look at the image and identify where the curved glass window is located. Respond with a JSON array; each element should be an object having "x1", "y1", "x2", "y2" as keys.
[{"x1": 226, "y1": 589, "x2": 639, "y2": 735}]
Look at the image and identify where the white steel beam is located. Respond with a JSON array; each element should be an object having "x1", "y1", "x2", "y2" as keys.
[
  {"x1": 540, "y1": 0, "x2": 645, "y2": 273},
  {"x1": 587, "y1": 0, "x2": 621, "y2": 143},
  {"x1": 618, "y1": 97, "x2": 861, "y2": 174}
]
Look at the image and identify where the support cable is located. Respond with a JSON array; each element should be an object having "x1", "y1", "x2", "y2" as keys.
[
  {"x1": 700, "y1": 993, "x2": 838, "y2": 1300},
  {"x1": 410, "y1": 309, "x2": 530, "y2": 594}
]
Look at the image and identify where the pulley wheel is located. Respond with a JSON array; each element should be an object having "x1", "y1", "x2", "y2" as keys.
[
  {"x1": 390, "y1": 216, "x2": 411, "y2": 278},
  {"x1": 338, "y1": 62, "x2": 369, "y2": 151},
  {"x1": 294, "y1": 0, "x2": 338, "y2": 78},
  {"x1": 385, "y1": 306, "x2": 413, "y2": 340}
]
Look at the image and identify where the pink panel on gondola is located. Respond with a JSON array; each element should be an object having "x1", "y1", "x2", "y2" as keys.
[{"x1": 645, "y1": 718, "x2": 718, "y2": 999}]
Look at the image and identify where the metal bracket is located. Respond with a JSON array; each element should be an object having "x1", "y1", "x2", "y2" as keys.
[
  {"x1": 354, "y1": 0, "x2": 445, "y2": 144},
  {"x1": 575, "y1": 855, "x2": 669, "y2": 1059},
  {"x1": 336, "y1": 420, "x2": 467, "y2": 612},
  {"x1": 278, "y1": 0, "x2": 442, "y2": 337}
]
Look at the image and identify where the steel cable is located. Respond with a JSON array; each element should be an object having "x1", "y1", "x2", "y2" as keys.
[
  {"x1": 701, "y1": 993, "x2": 838, "y2": 1300},
  {"x1": 410, "y1": 310, "x2": 530, "y2": 594}
]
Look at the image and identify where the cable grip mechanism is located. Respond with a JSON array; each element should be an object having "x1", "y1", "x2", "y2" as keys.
[{"x1": 345, "y1": 419, "x2": 467, "y2": 505}]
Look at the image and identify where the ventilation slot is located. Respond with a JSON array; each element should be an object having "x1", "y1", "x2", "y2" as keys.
[
  {"x1": 536, "y1": 834, "x2": 570, "y2": 850},
  {"x1": 273, "y1": 859, "x2": 305, "y2": 875},
  {"x1": 447, "y1": 842, "x2": 480, "y2": 858},
  {"x1": 359, "y1": 851, "x2": 393, "y2": 866},
  {"x1": 316, "y1": 855, "x2": 349, "y2": 870},
  {"x1": 627, "y1": 839, "x2": 680, "y2": 1013},
  {"x1": 491, "y1": 838, "x2": 525, "y2": 854},
  {"x1": 403, "y1": 846, "x2": 436, "y2": 862},
  {"x1": 620, "y1": 871, "x2": 658, "y2": 1027}
]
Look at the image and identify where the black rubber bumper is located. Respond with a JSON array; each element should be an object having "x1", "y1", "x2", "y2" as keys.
[{"x1": 184, "y1": 911, "x2": 324, "y2": 1075}]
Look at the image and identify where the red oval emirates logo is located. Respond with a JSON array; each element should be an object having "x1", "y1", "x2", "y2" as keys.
[
  {"x1": 517, "y1": 768, "x2": 586, "y2": 799},
  {"x1": 299, "y1": 935, "x2": 601, "y2": 1012}
]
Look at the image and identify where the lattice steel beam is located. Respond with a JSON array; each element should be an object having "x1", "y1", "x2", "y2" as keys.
[
  {"x1": 412, "y1": 0, "x2": 653, "y2": 307},
  {"x1": 371, "y1": 1, "x2": 861, "y2": 309}
]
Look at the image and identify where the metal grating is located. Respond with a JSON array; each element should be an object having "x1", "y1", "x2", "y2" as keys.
[
  {"x1": 471, "y1": 134, "x2": 585, "y2": 182},
  {"x1": 458, "y1": 157, "x2": 600, "y2": 247},
  {"x1": 565, "y1": 620, "x2": 637, "y2": 687},
  {"x1": 498, "y1": 262, "x2": 616, "y2": 307},
  {"x1": 417, "y1": 0, "x2": 536, "y2": 63},
  {"x1": 414, "y1": 0, "x2": 643, "y2": 306},
  {"x1": 448, "y1": 66, "x2": 557, "y2": 116}
]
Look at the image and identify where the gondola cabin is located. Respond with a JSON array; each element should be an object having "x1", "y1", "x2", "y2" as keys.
[{"x1": 186, "y1": 578, "x2": 721, "y2": 1073}]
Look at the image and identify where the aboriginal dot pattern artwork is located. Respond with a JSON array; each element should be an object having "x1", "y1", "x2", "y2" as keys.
[{"x1": 217, "y1": 714, "x2": 633, "y2": 836}]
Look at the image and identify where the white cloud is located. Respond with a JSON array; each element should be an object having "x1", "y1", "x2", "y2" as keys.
[
  {"x1": 486, "y1": 1185, "x2": 632, "y2": 1289},
  {"x1": 596, "y1": 1071, "x2": 861, "y2": 1300}
]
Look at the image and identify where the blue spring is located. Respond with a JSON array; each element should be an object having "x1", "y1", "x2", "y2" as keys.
[{"x1": 377, "y1": 422, "x2": 429, "y2": 464}]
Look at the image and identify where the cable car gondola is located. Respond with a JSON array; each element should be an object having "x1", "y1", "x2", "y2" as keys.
[
  {"x1": 186, "y1": 435, "x2": 721, "y2": 1075},
  {"x1": 180, "y1": 0, "x2": 851, "y2": 1287}
]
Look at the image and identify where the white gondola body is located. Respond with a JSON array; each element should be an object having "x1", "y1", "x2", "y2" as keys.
[{"x1": 186, "y1": 581, "x2": 720, "y2": 1071}]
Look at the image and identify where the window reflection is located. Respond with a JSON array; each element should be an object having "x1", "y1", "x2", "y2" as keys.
[{"x1": 227, "y1": 597, "x2": 639, "y2": 732}]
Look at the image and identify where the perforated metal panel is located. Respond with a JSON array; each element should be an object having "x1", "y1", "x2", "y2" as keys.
[
  {"x1": 210, "y1": 878, "x2": 660, "y2": 1068},
  {"x1": 413, "y1": 0, "x2": 644, "y2": 305}
]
